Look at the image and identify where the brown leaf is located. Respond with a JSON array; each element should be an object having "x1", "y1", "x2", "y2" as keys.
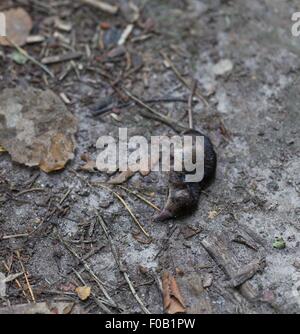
[
  {"x1": 0, "y1": 8, "x2": 32, "y2": 46},
  {"x1": 180, "y1": 225, "x2": 202, "y2": 239},
  {"x1": 80, "y1": 153, "x2": 97, "y2": 172},
  {"x1": 108, "y1": 169, "x2": 135, "y2": 184},
  {"x1": 0, "y1": 87, "x2": 77, "y2": 173},
  {"x1": 75, "y1": 286, "x2": 91, "y2": 301},
  {"x1": 162, "y1": 271, "x2": 186, "y2": 314}
]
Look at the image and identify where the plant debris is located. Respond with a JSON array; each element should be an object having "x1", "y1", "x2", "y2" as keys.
[
  {"x1": 273, "y1": 237, "x2": 286, "y2": 250},
  {"x1": 0, "y1": 8, "x2": 32, "y2": 46},
  {"x1": 162, "y1": 271, "x2": 186, "y2": 314},
  {"x1": 0, "y1": 87, "x2": 77, "y2": 172},
  {"x1": 75, "y1": 286, "x2": 91, "y2": 301},
  {"x1": 0, "y1": 302, "x2": 82, "y2": 314}
]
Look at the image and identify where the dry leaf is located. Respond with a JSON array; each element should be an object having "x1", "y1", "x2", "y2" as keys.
[
  {"x1": 0, "y1": 145, "x2": 6, "y2": 153},
  {"x1": 75, "y1": 286, "x2": 91, "y2": 301},
  {"x1": 80, "y1": 153, "x2": 97, "y2": 172},
  {"x1": 108, "y1": 169, "x2": 135, "y2": 184},
  {"x1": 0, "y1": 8, "x2": 32, "y2": 46},
  {"x1": 162, "y1": 271, "x2": 186, "y2": 314},
  {"x1": 180, "y1": 225, "x2": 202, "y2": 239},
  {"x1": 0, "y1": 87, "x2": 77, "y2": 173}
]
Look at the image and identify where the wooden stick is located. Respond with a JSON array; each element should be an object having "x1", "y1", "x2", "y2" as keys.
[
  {"x1": 57, "y1": 234, "x2": 118, "y2": 310},
  {"x1": 16, "y1": 251, "x2": 36, "y2": 303},
  {"x1": 96, "y1": 183, "x2": 150, "y2": 238},
  {"x1": 96, "y1": 213, "x2": 151, "y2": 314},
  {"x1": 162, "y1": 52, "x2": 208, "y2": 107},
  {"x1": 188, "y1": 80, "x2": 197, "y2": 129},
  {"x1": 81, "y1": 0, "x2": 118, "y2": 14},
  {"x1": 41, "y1": 52, "x2": 82, "y2": 65},
  {"x1": 122, "y1": 88, "x2": 187, "y2": 133},
  {"x1": 118, "y1": 185, "x2": 161, "y2": 212},
  {"x1": 5, "y1": 37, "x2": 55, "y2": 78}
]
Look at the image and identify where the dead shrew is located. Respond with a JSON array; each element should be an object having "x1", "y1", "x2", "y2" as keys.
[{"x1": 153, "y1": 129, "x2": 217, "y2": 222}]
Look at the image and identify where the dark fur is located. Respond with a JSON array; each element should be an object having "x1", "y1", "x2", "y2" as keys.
[{"x1": 153, "y1": 129, "x2": 217, "y2": 222}]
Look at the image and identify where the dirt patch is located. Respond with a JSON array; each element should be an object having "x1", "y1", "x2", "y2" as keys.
[{"x1": 0, "y1": 0, "x2": 300, "y2": 314}]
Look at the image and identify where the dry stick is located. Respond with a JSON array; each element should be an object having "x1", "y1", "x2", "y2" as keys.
[
  {"x1": 57, "y1": 234, "x2": 119, "y2": 311},
  {"x1": 118, "y1": 185, "x2": 161, "y2": 212},
  {"x1": 41, "y1": 52, "x2": 82, "y2": 65},
  {"x1": 95, "y1": 183, "x2": 150, "y2": 238},
  {"x1": 15, "y1": 188, "x2": 45, "y2": 197},
  {"x1": 16, "y1": 251, "x2": 36, "y2": 303},
  {"x1": 81, "y1": 0, "x2": 119, "y2": 14},
  {"x1": 59, "y1": 188, "x2": 72, "y2": 205},
  {"x1": 96, "y1": 214, "x2": 151, "y2": 314},
  {"x1": 70, "y1": 169, "x2": 150, "y2": 239},
  {"x1": 5, "y1": 37, "x2": 55, "y2": 78},
  {"x1": 2, "y1": 233, "x2": 29, "y2": 240},
  {"x1": 188, "y1": 80, "x2": 197, "y2": 130},
  {"x1": 72, "y1": 269, "x2": 114, "y2": 314},
  {"x1": 3, "y1": 261, "x2": 29, "y2": 302},
  {"x1": 93, "y1": 97, "x2": 192, "y2": 117},
  {"x1": 122, "y1": 88, "x2": 187, "y2": 133},
  {"x1": 161, "y1": 52, "x2": 208, "y2": 107}
]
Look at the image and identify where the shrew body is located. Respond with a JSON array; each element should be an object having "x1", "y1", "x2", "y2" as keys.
[{"x1": 153, "y1": 129, "x2": 217, "y2": 222}]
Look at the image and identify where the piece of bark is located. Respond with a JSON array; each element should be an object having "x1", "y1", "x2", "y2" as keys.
[
  {"x1": 201, "y1": 232, "x2": 259, "y2": 301},
  {"x1": 228, "y1": 258, "x2": 265, "y2": 288}
]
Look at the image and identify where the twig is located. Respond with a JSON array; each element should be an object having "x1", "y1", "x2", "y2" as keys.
[
  {"x1": 81, "y1": 0, "x2": 119, "y2": 14},
  {"x1": 2, "y1": 233, "x2": 29, "y2": 240},
  {"x1": 161, "y1": 52, "x2": 208, "y2": 107},
  {"x1": 41, "y1": 52, "x2": 82, "y2": 65},
  {"x1": 3, "y1": 261, "x2": 29, "y2": 302},
  {"x1": 59, "y1": 188, "x2": 72, "y2": 205},
  {"x1": 122, "y1": 88, "x2": 187, "y2": 133},
  {"x1": 96, "y1": 213, "x2": 151, "y2": 314},
  {"x1": 118, "y1": 185, "x2": 160, "y2": 212},
  {"x1": 57, "y1": 233, "x2": 119, "y2": 311},
  {"x1": 118, "y1": 24, "x2": 134, "y2": 45},
  {"x1": 95, "y1": 183, "x2": 150, "y2": 238},
  {"x1": 5, "y1": 37, "x2": 55, "y2": 78},
  {"x1": 16, "y1": 251, "x2": 36, "y2": 303},
  {"x1": 92, "y1": 97, "x2": 194, "y2": 116},
  {"x1": 15, "y1": 188, "x2": 45, "y2": 197},
  {"x1": 188, "y1": 80, "x2": 197, "y2": 129},
  {"x1": 72, "y1": 269, "x2": 114, "y2": 314}
]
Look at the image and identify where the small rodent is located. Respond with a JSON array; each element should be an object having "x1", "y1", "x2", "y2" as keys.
[{"x1": 153, "y1": 129, "x2": 217, "y2": 222}]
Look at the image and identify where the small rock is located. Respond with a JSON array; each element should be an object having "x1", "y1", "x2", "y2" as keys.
[
  {"x1": 202, "y1": 273, "x2": 213, "y2": 288},
  {"x1": 213, "y1": 59, "x2": 233, "y2": 76},
  {"x1": 293, "y1": 260, "x2": 300, "y2": 270}
]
